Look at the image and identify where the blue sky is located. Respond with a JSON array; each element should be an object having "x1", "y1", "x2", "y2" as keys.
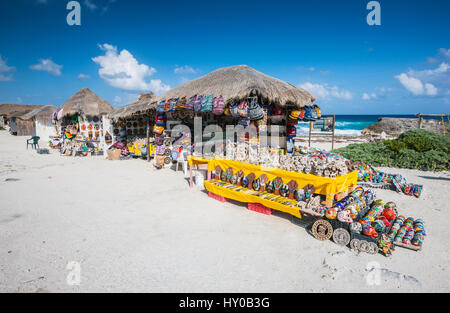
[{"x1": 0, "y1": 0, "x2": 449, "y2": 114}]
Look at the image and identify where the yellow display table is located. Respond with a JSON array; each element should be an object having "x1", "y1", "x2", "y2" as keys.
[
  {"x1": 206, "y1": 158, "x2": 357, "y2": 204},
  {"x1": 205, "y1": 180, "x2": 303, "y2": 218},
  {"x1": 187, "y1": 156, "x2": 213, "y2": 187}
]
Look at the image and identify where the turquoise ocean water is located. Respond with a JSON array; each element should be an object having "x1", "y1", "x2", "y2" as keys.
[{"x1": 295, "y1": 115, "x2": 447, "y2": 137}]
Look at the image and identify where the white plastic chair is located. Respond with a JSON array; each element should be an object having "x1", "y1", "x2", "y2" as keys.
[{"x1": 176, "y1": 151, "x2": 188, "y2": 177}]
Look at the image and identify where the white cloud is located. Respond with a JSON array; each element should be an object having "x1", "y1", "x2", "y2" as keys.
[
  {"x1": 299, "y1": 82, "x2": 353, "y2": 101},
  {"x1": 362, "y1": 93, "x2": 377, "y2": 100},
  {"x1": 408, "y1": 62, "x2": 449, "y2": 78},
  {"x1": 84, "y1": 0, "x2": 97, "y2": 11},
  {"x1": 439, "y1": 48, "x2": 450, "y2": 59},
  {"x1": 78, "y1": 73, "x2": 90, "y2": 79},
  {"x1": 92, "y1": 43, "x2": 170, "y2": 94},
  {"x1": 29, "y1": 58, "x2": 62, "y2": 76},
  {"x1": 395, "y1": 73, "x2": 437, "y2": 96},
  {"x1": 395, "y1": 62, "x2": 447, "y2": 96},
  {"x1": 174, "y1": 65, "x2": 197, "y2": 74},
  {"x1": 0, "y1": 56, "x2": 15, "y2": 81},
  {"x1": 424, "y1": 83, "x2": 438, "y2": 96}
]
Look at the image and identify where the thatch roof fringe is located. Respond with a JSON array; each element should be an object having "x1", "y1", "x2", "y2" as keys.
[
  {"x1": 0, "y1": 104, "x2": 45, "y2": 118},
  {"x1": 18, "y1": 105, "x2": 58, "y2": 120}
]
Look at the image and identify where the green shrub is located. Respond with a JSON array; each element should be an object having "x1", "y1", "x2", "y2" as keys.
[{"x1": 332, "y1": 129, "x2": 450, "y2": 171}]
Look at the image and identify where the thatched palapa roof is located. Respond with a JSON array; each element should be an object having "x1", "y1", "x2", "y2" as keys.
[
  {"x1": 61, "y1": 88, "x2": 114, "y2": 117},
  {"x1": 108, "y1": 92, "x2": 155, "y2": 120},
  {"x1": 156, "y1": 65, "x2": 315, "y2": 107},
  {"x1": 109, "y1": 65, "x2": 316, "y2": 119},
  {"x1": 18, "y1": 105, "x2": 58, "y2": 120},
  {"x1": 0, "y1": 104, "x2": 45, "y2": 118}
]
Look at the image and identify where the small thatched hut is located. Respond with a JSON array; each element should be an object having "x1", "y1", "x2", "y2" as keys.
[
  {"x1": 0, "y1": 104, "x2": 45, "y2": 129},
  {"x1": 60, "y1": 88, "x2": 114, "y2": 118},
  {"x1": 9, "y1": 105, "x2": 57, "y2": 138}
]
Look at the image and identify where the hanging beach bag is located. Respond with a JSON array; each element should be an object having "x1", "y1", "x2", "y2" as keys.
[
  {"x1": 155, "y1": 114, "x2": 166, "y2": 127},
  {"x1": 314, "y1": 104, "x2": 322, "y2": 119},
  {"x1": 310, "y1": 104, "x2": 318, "y2": 121},
  {"x1": 201, "y1": 94, "x2": 213, "y2": 112},
  {"x1": 163, "y1": 99, "x2": 172, "y2": 112},
  {"x1": 298, "y1": 108, "x2": 306, "y2": 120},
  {"x1": 185, "y1": 96, "x2": 196, "y2": 110},
  {"x1": 274, "y1": 106, "x2": 283, "y2": 116},
  {"x1": 230, "y1": 101, "x2": 240, "y2": 118},
  {"x1": 193, "y1": 95, "x2": 203, "y2": 112},
  {"x1": 287, "y1": 125, "x2": 297, "y2": 138},
  {"x1": 156, "y1": 100, "x2": 165, "y2": 114},
  {"x1": 213, "y1": 95, "x2": 225, "y2": 115},
  {"x1": 176, "y1": 97, "x2": 187, "y2": 110},
  {"x1": 247, "y1": 98, "x2": 264, "y2": 121},
  {"x1": 153, "y1": 124, "x2": 165, "y2": 135},
  {"x1": 155, "y1": 144, "x2": 166, "y2": 155},
  {"x1": 170, "y1": 98, "x2": 178, "y2": 112},
  {"x1": 304, "y1": 105, "x2": 312, "y2": 121},
  {"x1": 237, "y1": 100, "x2": 248, "y2": 118},
  {"x1": 155, "y1": 134, "x2": 165, "y2": 145}
]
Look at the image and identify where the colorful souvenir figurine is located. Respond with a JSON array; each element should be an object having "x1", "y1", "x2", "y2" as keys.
[
  {"x1": 326, "y1": 208, "x2": 337, "y2": 220},
  {"x1": 266, "y1": 181, "x2": 274, "y2": 193},
  {"x1": 295, "y1": 189, "x2": 305, "y2": 201},
  {"x1": 236, "y1": 170, "x2": 244, "y2": 186},
  {"x1": 337, "y1": 210, "x2": 353, "y2": 223},
  {"x1": 214, "y1": 165, "x2": 222, "y2": 180},
  {"x1": 273, "y1": 177, "x2": 283, "y2": 195},
  {"x1": 252, "y1": 178, "x2": 260, "y2": 191},
  {"x1": 259, "y1": 174, "x2": 268, "y2": 192},
  {"x1": 280, "y1": 184, "x2": 289, "y2": 198},
  {"x1": 242, "y1": 176, "x2": 249, "y2": 188},
  {"x1": 378, "y1": 234, "x2": 393, "y2": 257},
  {"x1": 230, "y1": 175, "x2": 238, "y2": 185},
  {"x1": 287, "y1": 180, "x2": 298, "y2": 199},
  {"x1": 362, "y1": 225, "x2": 378, "y2": 238},
  {"x1": 225, "y1": 168, "x2": 233, "y2": 183},
  {"x1": 247, "y1": 173, "x2": 256, "y2": 190}
]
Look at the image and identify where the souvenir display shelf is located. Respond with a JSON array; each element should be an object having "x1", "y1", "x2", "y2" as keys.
[
  {"x1": 205, "y1": 179, "x2": 303, "y2": 218},
  {"x1": 205, "y1": 158, "x2": 358, "y2": 205}
]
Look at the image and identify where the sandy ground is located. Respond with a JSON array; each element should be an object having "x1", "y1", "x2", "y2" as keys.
[{"x1": 0, "y1": 130, "x2": 449, "y2": 293}]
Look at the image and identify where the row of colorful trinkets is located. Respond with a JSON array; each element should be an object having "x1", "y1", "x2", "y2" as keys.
[
  {"x1": 388, "y1": 216, "x2": 426, "y2": 246},
  {"x1": 325, "y1": 187, "x2": 375, "y2": 224},
  {"x1": 156, "y1": 95, "x2": 226, "y2": 115},
  {"x1": 357, "y1": 164, "x2": 423, "y2": 198},
  {"x1": 211, "y1": 167, "x2": 324, "y2": 214},
  {"x1": 324, "y1": 186, "x2": 426, "y2": 256},
  {"x1": 295, "y1": 146, "x2": 348, "y2": 161}
]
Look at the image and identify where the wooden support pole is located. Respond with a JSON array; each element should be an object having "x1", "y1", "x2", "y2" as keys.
[
  {"x1": 331, "y1": 115, "x2": 335, "y2": 151},
  {"x1": 146, "y1": 114, "x2": 150, "y2": 162},
  {"x1": 442, "y1": 115, "x2": 446, "y2": 136},
  {"x1": 308, "y1": 121, "x2": 312, "y2": 147}
]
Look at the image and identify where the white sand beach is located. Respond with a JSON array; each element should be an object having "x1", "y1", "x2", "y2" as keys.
[{"x1": 1, "y1": 130, "x2": 449, "y2": 293}]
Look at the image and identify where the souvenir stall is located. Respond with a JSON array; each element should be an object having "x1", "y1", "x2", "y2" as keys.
[
  {"x1": 106, "y1": 93, "x2": 157, "y2": 160},
  {"x1": 149, "y1": 65, "x2": 320, "y2": 172},
  {"x1": 57, "y1": 88, "x2": 114, "y2": 157}
]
